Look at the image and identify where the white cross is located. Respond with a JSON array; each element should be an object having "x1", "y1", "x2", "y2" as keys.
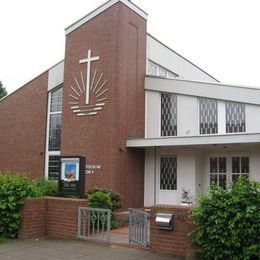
[{"x1": 79, "y1": 50, "x2": 100, "y2": 104}]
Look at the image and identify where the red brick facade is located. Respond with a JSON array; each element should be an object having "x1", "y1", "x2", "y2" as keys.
[
  {"x1": 19, "y1": 197, "x2": 87, "y2": 239},
  {"x1": 61, "y1": 3, "x2": 146, "y2": 208},
  {"x1": 0, "y1": 2, "x2": 146, "y2": 208},
  {"x1": 0, "y1": 73, "x2": 48, "y2": 179}
]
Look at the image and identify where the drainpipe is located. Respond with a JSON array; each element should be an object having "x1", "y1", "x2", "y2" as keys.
[{"x1": 154, "y1": 146, "x2": 157, "y2": 205}]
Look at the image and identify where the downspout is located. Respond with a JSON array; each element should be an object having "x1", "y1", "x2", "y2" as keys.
[{"x1": 154, "y1": 146, "x2": 157, "y2": 205}]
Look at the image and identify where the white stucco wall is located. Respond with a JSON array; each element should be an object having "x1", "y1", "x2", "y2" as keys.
[
  {"x1": 144, "y1": 147, "x2": 197, "y2": 206},
  {"x1": 144, "y1": 147, "x2": 260, "y2": 206},
  {"x1": 248, "y1": 149, "x2": 260, "y2": 181},
  {"x1": 145, "y1": 88, "x2": 260, "y2": 139},
  {"x1": 147, "y1": 35, "x2": 218, "y2": 83},
  {"x1": 144, "y1": 148, "x2": 156, "y2": 206},
  {"x1": 177, "y1": 95, "x2": 198, "y2": 136},
  {"x1": 145, "y1": 91, "x2": 161, "y2": 138},
  {"x1": 246, "y1": 105, "x2": 260, "y2": 133}
]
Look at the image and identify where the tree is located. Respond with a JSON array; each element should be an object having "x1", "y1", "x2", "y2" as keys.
[{"x1": 0, "y1": 81, "x2": 7, "y2": 99}]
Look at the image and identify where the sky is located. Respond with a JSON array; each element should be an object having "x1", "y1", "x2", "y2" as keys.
[{"x1": 0, "y1": 0, "x2": 260, "y2": 94}]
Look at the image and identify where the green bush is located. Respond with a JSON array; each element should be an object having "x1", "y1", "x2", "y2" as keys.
[
  {"x1": 88, "y1": 191, "x2": 112, "y2": 210},
  {"x1": 87, "y1": 187, "x2": 121, "y2": 211},
  {"x1": 0, "y1": 171, "x2": 31, "y2": 238},
  {"x1": 29, "y1": 178, "x2": 58, "y2": 197},
  {"x1": 191, "y1": 177, "x2": 260, "y2": 260},
  {"x1": 0, "y1": 171, "x2": 58, "y2": 239}
]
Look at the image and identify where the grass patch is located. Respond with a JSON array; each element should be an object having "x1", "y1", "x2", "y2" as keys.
[{"x1": 0, "y1": 236, "x2": 8, "y2": 244}]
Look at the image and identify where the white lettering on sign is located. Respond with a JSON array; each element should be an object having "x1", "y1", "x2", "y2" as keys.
[{"x1": 85, "y1": 165, "x2": 102, "y2": 175}]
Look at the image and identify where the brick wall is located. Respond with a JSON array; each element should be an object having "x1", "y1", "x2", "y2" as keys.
[
  {"x1": 150, "y1": 205, "x2": 196, "y2": 257},
  {"x1": 61, "y1": 2, "x2": 147, "y2": 209},
  {"x1": 19, "y1": 197, "x2": 47, "y2": 238},
  {"x1": 46, "y1": 197, "x2": 87, "y2": 239},
  {"x1": 0, "y1": 72, "x2": 48, "y2": 179},
  {"x1": 19, "y1": 197, "x2": 87, "y2": 239}
]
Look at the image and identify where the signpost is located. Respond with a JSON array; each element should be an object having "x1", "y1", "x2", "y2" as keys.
[{"x1": 58, "y1": 156, "x2": 85, "y2": 198}]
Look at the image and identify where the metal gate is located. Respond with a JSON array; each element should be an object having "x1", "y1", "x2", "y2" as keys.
[
  {"x1": 77, "y1": 207, "x2": 111, "y2": 242},
  {"x1": 129, "y1": 208, "x2": 150, "y2": 247}
]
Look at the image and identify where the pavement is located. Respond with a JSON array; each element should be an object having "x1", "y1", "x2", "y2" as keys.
[{"x1": 0, "y1": 238, "x2": 185, "y2": 260}]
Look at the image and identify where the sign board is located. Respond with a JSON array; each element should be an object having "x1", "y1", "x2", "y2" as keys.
[{"x1": 58, "y1": 156, "x2": 85, "y2": 198}]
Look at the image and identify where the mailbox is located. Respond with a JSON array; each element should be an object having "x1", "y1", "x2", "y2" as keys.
[{"x1": 155, "y1": 213, "x2": 173, "y2": 230}]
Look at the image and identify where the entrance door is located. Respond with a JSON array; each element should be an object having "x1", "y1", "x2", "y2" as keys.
[{"x1": 157, "y1": 156, "x2": 178, "y2": 204}]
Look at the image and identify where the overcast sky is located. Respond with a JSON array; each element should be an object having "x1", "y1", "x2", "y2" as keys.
[{"x1": 1, "y1": 0, "x2": 260, "y2": 94}]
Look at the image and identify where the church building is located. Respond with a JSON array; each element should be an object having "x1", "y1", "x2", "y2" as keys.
[{"x1": 1, "y1": 0, "x2": 260, "y2": 208}]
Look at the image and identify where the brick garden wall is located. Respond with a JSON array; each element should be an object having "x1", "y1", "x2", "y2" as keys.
[
  {"x1": 19, "y1": 197, "x2": 87, "y2": 239},
  {"x1": 150, "y1": 205, "x2": 196, "y2": 257}
]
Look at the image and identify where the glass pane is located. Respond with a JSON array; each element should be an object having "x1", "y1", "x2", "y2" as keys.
[
  {"x1": 210, "y1": 174, "x2": 217, "y2": 185},
  {"x1": 200, "y1": 98, "x2": 218, "y2": 135},
  {"x1": 161, "y1": 93, "x2": 177, "y2": 136},
  {"x1": 219, "y1": 157, "x2": 226, "y2": 173},
  {"x1": 160, "y1": 157, "x2": 177, "y2": 190},
  {"x1": 232, "y1": 174, "x2": 240, "y2": 183},
  {"x1": 158, "y1": 66, "x2": 167, "y2": 77},
  {"x1": 148, "y1": 60, "x2": 157, "y2": 76},
  {"x1": 210, "y1": 157, "x2": 218, "y2": 173},
  {"x1": 50, "y1": 87, "x2": 63, "y2": 112},
  {"x1": 48, "y1": 156, "x2": 60, "y2": 180},
  {"x1": 232, "y1": 157, "x2": 240, "y2": 173},
  {"x1": 241, "y1": 157, "x2": 249, "y2": 173},
  {"x1": 226, "y1": 102, "x2": 245, "y2": 133},
  {"x1": 49, "y1": 114, "x2": 61, "y2": 151},
  {"x1": 219, "y1": 174, "x2": 226, "y2": 188}
]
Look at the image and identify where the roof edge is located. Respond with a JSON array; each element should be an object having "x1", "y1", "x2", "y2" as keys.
[
  {"x1": 147, "y1": 33, "x2": 219, "y2": 83},
  {"x1": 65, "y1": 0, "x2": 148, "y2": 36},
  {"x1": 0, "y1": 59, "x2": 64, "y2": 103}
]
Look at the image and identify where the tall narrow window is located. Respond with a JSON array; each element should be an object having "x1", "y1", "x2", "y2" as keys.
[
  {"x1": 199, "y1": 98, "x2": 218, "y2": 134},
  {"x1": 160, "y1": 156, "x2": 177, "y2": 190},
  {"x1": 45, "y1": 86, "x2": 63, "y2": 180},
  {"x1": 209, "y1": 157, "x2": 227, "y2": 188},
  {"x1": 161, "y1": 93, "x2": 177, "y2": 136},
  {"x1": 226, "y1": 102, "x2": 245, "y2": 133}
]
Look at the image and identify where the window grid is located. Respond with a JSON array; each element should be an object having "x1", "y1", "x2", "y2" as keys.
[
  {"x1": 161, "y1": 93, "x2": 177, "y2": 136},
  {"x1": 226, "y1": 102, "x2": 245, "y2": 133},
  {"x1": 46, "y1": 86, "x2": 63, "y2": 179},
  {"x1": 48, "y1": 156, "x2": 60, "y2": 180},
  {"x1": 148, "y1": 60, "x2": 178, "y2": 79},
  {"x1": 160, "y1": 156, "x2": 177, "y2": 190},
  {"x1": 200, "y1": 98, "x2": 218, "y2": 135},
  {"x1": 232, "y1": 156, "x2": 249, "y2": 182},
  {"x1": 210, "y1": 157, "x2": 227, "y2": 188}
]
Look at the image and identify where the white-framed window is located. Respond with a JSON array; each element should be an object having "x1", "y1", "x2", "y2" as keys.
[
  {"x1": 45, "y1": 86, "x2": 63, "y2": 180},
  {"x1": 231, "y1": 156, "x2": 249, "y2": 182},
  {"x1": 161, "y1": 93, "x2": 177, "y2": 136},
  {"x1": 199, "y1": 98, "x2": 218, "y2": 135},
  {"x1": 148, "y1": 60, "x2": 178, "y2": 79},
  {"x1": 209, "y1": 155, "x2": 249, "y2": 188},
  {"x1": 209, "y1": 157, "x2": 227, "y2": 188},
  {"x1": 226, "y1": 101, "x2": 245, "y2": 133},
  {"x1": 160, "y1": 156, "x2": 177, "y2": 190}
]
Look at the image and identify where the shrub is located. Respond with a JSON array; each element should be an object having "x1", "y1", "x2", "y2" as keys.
[
  {"x1": 191, "y1": 177, "x2": 260, "y2": 260},
  {"x1": 87, "y1": 187, "x2": 121, "y2": 211},
  {"x1": 29, "y1": 178, "x2": 58, "y2": 197},
  {"x1": 88, "y1": 191, "x2": 112, "y2": 210},
  {"x1": 0, "y1": 171, "x2": 31, "y2": 238}
]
